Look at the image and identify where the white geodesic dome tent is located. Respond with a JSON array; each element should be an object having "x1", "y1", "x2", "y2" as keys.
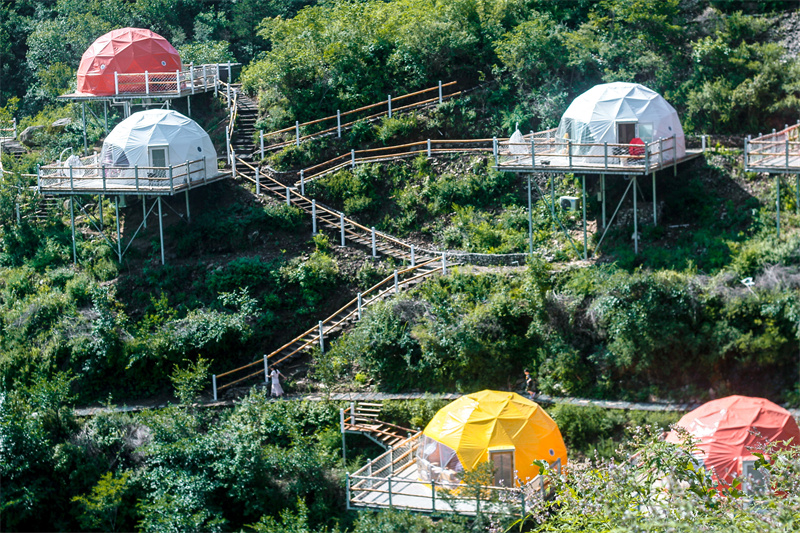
[
  {"x1": 100, "y1": 109, "x2": 218, "y2": 184},
  {"x1": 555, "y1": 82, "x2": 685, "y2": 162}
]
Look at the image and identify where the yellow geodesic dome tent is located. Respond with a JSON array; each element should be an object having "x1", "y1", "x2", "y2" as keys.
[{"x1": 416, "y1": 390, "x2": 567, "y2": 487}]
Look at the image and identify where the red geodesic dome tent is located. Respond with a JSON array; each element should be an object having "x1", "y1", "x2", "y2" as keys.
[
  {"x1": 76, "y1": 28, "x2": 182, "y2": 96},
  {"x1": 665, "y1": 395, "x2": 800, "y2": 485}
]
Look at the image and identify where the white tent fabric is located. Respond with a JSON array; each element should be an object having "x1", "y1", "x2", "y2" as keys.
[
  {"x1": 554, "y1": 82, "x2": 685, "y2": 163},
  {"x1": 508, "y1": 128, "x2": 528, "y2": 155},
  {"x1": 100, "y1": 109, "x2": 217, "y2": 184}
]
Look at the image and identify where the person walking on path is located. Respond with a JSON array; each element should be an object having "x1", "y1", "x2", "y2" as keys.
[
  {"x1": 270, "y1": 366, "x2": 285, "y2": 398},
  {"x1": 524, "y1": 368, "x2": 537, "y2": 401}
]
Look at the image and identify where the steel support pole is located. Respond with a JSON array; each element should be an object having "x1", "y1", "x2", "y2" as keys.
[
  {"x1": 185, "y1": 190, "x2": 190, "y2": 223},
  {"x1": 99, "y1": 194, "x2": 104, "y2": 230},
  {"x1": 158, "y1": 197, "x2": 165, "y2": 265},
  {"x1": 340, "y1": 213, "x2": 345, "y2": 246},
  {"x1": 286, "y1": 187, "x2": 291, "y2": 206},
  {"x1": 115, "y1": 196, "x2": 122, "y2": 262},
  {"x1": 82, "y1": 102, "x2": 88, "y2": 154},
  {"x1": 103, "y1": 101, "x2": 108, "y2": 134},
  {"x1": 264, "y1": 354, "x2": 269, "y2": 384},
  {"x1": 70, "y1": 196, "x2": 77, "y2": 264},
  {"x1": 357, "y1": 293, "x2": 362, "y2": 320},
  {"x1": 439, "y1": 80, "x2": 443, "y2": 104},
  {"x1": 550, "y1": 174, "x2": 556, "y2": 232},
  {"x1": 633, "y1": 177, "x2": 639, "y2": 254},
  {"x1": 300, "y1": 170, "x2": 305, "y2": 196},
  {"x1": 777, "y1": 175, "x2": 781, "y2": 238},
  {"x1": 527, "y1": 174, "x2": 533, "y2": 256},
  {"x1": 388, "y1": 95, "x2": 392, "y2": 118},
  {"x1": 410, "y1": 245, "x2": 415, "y2": 266},
  {"x1": 142, "y1": 195, "x2": 147, "y2": 228},
  {"x1": 312, "y1": 200, "x2": 317, "y2": 234},
  {"x1": 187, "y1": 95, "x2": 191, "y2": 117},
  {"x1": 394, "y1": 270, "x2": 399, "y2": 293},
  {"x1": 371, "y1": 227, "x2": 376, "y2": 257},
  {"x1": 652, "y1": 172, "x2": 657, "y2": 225},
  {"x1": 442, "y1": 253, "x2": 447, "y2": 275},
  {"x1": 255, "y1": 167, "x2": 260, "y2": 195},
  {"x1": 796, "y1": 174, "x2": 799, "y2": 216},
  {"x1": 337, "y1": 110, "x2": 341, "y2": 138},
  {"x1": 296, "y1": 121, "x2": 300, "y2": 147},
  {"x1": 601, "y1": 174, "x2": 606, "y2": 229},
  {"x1": 260, "y1": 131, "x2": 264, "y2": 160},
  {"x1": 319, "y1": 321, "x2": 325, "y2": 353},
  {"x1": 582, "y1": 175, "x2": 587, "y2": 260},
  {"x1": 212, "y1": 375, "x2": 217, "y2": 401}
]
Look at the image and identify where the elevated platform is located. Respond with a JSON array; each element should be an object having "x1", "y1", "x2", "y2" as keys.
[
  {"x1": 58, "y1": 63, "x2": 236, "y2": 102},
  {"x1": 346, "y1": 432, "x2": 558, "y2": 517},
  {"x1": 494, "y1": 128, "x2": 704, "y2": 175},
  {"x1": 745, "y1": 123, "x2": 800, "y2": 174},
  {"x1": 33, "y1": 153, "x2": 230, "y2": 196}
]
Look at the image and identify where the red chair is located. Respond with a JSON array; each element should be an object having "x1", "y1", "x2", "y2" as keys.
[{"x1": 629, "y1": 137, "x2": 645, "y2": 157}]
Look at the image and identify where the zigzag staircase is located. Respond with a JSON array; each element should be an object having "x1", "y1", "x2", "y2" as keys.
[{"x1": 340, "y1": 401, "x2": 414, "y2": 449}]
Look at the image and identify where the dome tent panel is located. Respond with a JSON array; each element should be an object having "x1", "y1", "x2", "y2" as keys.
[
  {"x1": 666, "y1": 395, "x2": 800, "y2": 486},
  {"x1": 76, "y1": 28, "x2": 182, "y2": 96},
  {"x1": 100, "y1": 109, "x2": 218, "y2": 187},
  {"x1": 555, "y1": 82, "x2": 685, "y2": 163},
  {"x1": 417, "y1": 390, "x2": 567, "y2": 487}
]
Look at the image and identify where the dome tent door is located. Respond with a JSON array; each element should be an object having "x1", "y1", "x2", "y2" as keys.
[
  {"x1": 489, "y1": 447, "x2": 515, "y2": 487},
  {"x1": 617, "y1": 122, "x2": 636, "y2": 144},
  {"x1": 148, "y1": 145, "x2": 169, "y2": 178}
]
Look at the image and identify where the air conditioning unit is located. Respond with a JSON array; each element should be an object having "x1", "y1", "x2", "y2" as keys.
[{"x1": 559, "y1": 196, "x2": 580, "y2": 211}]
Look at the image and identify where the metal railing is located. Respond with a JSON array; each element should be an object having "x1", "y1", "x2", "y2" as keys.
[
  {"x1": 294, "y1": 138, "x2": 493, "y2": 187},
  {"x1": 0, "y1": 118, "x2": 17, "y2": 139},
  {"x1": 496, "y1": 131, "x2": 683, "y2": 174},
  {"x1": 110, "y1": 63, "x2": 231, "y2": 96},
  {"x1": 348, "y1": 444, "x2": 561, "y2": 516},
  {"x1": 211, "y1": 256, "x2": 448, "y2": 398},
  {"x1": 258, "y1": 81, "x2": 460, "y2": 154},
  {"x1": 745, "y1": 122, "x2": 800, "y2": 172},
  {"x1": 30, "y1": 155, "x2": 219, "y2": 195}
]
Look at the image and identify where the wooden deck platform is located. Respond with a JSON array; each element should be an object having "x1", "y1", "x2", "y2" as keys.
[{"x1": 745, "y1": 124, "x2": 800, "y2": 173}]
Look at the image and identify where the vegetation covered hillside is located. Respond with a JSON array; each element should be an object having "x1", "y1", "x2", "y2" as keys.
[{"x1": 3, "y1": 0, "x2": 800, "y2": 531}]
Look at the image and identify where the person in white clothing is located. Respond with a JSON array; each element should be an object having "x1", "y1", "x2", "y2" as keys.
[{"x1": 269, "y1": 366, "x2": 285, "y2": 398}]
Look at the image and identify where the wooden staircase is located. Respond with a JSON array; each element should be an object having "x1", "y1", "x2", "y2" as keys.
[{"x1": 341, "y1": 401, "x2": 414, "y2": 449}]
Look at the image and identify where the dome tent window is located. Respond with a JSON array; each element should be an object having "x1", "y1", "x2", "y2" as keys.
[{"x1": 148, "y1": 146, "x2": 168, "y2": 178}]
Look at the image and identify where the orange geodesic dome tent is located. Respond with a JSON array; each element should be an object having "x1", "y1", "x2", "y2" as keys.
[
  {"x1": 416, "y1": 390, "x2": 567, "y2": 487},
  {"x1": 665, "y1": 395, "x2": 800, "y2": 485},
  {"x1": 76, "y1": 28, "x2": 182, "y2": 96}
]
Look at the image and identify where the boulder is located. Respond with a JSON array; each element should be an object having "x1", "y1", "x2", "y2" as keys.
[
  {"x1": 19, "y1": 125, "x2": 45, "y2": 147},
  {"x1": 51, "y1": 118, "x2": 72, "y2": 128}
]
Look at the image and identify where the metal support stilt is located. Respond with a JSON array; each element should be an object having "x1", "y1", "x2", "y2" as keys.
[
  {"x1": 442, "y1": 253, "x2": 447, "y2": 275},
  {"x1": 70, "y1": 196, "x2": 77, "y2": 264},
  {"x1": 582, "y1": 175, "x2": 587, "y2": 260},
  {"x1": 115, "y1": 196, "x2": 122, "y2": 262},
  {"x1": 212, "y1": 375, "x2": 217, "y2": 401},
  {"x1": 527, "y1": 174, "x2": 533, "y2": 256},
  {"x1": 357, "y1": 293, "x2": 362, "y2": 320},
  {"x1": 371, "y1": 227, "x2": 376, "y2": 257},
  {"x1": 777, "y1": 175, "x2": 781, "y2": 238},
  {"x1": 103, "y1": 101, "x2": 108, "y2": 134},
  {"x1": 300, "y1": 170, "x2": 305, "y2": 196},
  {"x1": 142, "y1": 196, "x2": 147, "y2": 228},
  {"x1": 796, "y1": 174, "x2": 799, "y2": 216},
  {"x1": 550, "y1": 174, "x2": 556, "y2": 232},
  {"x1": 82, "y1": 102, "x2": 88, "y2": 154},
  {"x1": 652, "y1": 172, "x2": 657, "y2": 225},
  {"x1": 255, "y1": 167, "x2": 260, "y2": 195},
  {"x1": 99, "y1": 195, "x2": 104, "y2": 230},
  {"x1": 601, "y1": 174, "x2": 606, "y2": 229},
  {"x1": 264, "y1": 355, "x2": 269, "y2": 384},
  {"x1": 187, "y1": 95, "x2": 191, "y2": 117},
  {"x1": 340, "y1": 213, "x2": 345, "y2": 246},
  {"x1": 312, "y1": 200, "x2": 317, "y2": 234},
  {"x1": 286, "y1": 187, "x2": 291, "y2": 206},
  {"x1": 337, "y1": 110, "x2": 341, "y2": 138},
  {"x1": 319, "y1": 321, "x2": 325, "y2": 353},
  {"x1": 158, "y1": 197, "x2": 165, "y2": 265},
  {"x1": 410, "y1": 245, "x2": 415, "y2": 266},
  {"x1": 185, "y1": 190, "x2": 190, "y2": 223},
  {"x1": 633, "y1": 177, "x2": 639, "y2": 254}
]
